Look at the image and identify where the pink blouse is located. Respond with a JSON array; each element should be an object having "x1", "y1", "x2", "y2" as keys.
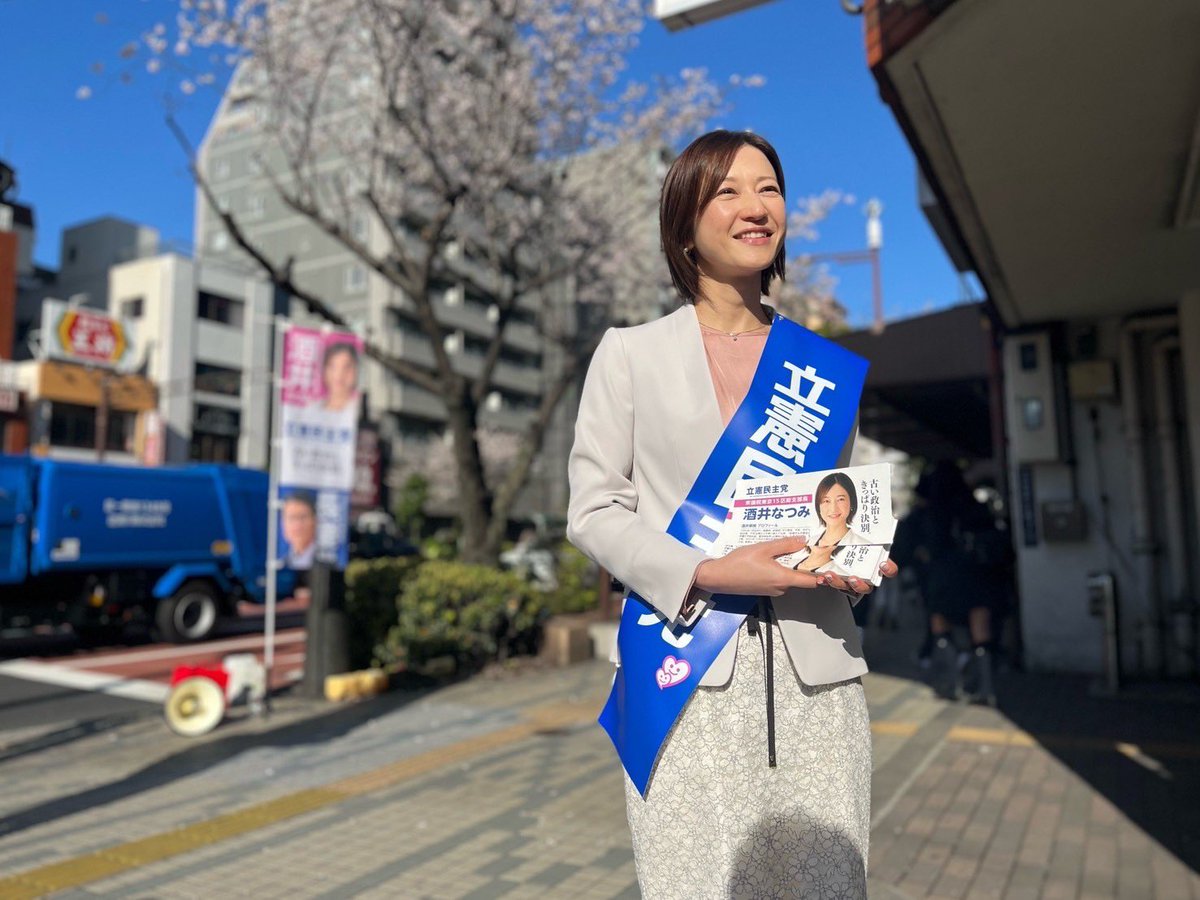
[
  {"x1": 679, "y1": 325, "x2": 770, "y2": 619},
  {"x1": 699, "y1": 327, "x2": 770, "y2": 425}
]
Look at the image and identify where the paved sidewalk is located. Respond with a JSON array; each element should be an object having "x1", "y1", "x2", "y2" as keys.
[{"x1": 0, "y1": 627, "x2": 1197, "y2": 899}]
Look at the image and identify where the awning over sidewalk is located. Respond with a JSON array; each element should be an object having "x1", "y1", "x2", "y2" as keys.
[
  {"x1": 835, "y1": 302, "x2": 994, "y2": 461},
  {"x1": 864, "y1": 0, "x2": 1200, "y2": 327}
]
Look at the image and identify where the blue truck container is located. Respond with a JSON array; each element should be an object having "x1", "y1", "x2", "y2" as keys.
[{"x1": 0, "y1": 456, "x2": 293, "y2": 642}]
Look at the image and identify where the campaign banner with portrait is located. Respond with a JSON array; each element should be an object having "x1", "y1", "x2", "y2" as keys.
[{"x1": 276, "y1": 326, "x2": 363, "y2": 571}]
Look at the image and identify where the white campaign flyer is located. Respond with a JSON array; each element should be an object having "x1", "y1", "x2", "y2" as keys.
[{"x1": 715, "y1": 463, "x2": 897, "y2": 586}]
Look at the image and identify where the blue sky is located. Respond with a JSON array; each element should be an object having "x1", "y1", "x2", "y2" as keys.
[{"x1": 0, "y1": 0, "x2": 971, "y2": 327}]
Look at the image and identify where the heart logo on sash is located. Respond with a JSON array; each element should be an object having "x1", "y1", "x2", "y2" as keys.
[{"x1": 655, "y1": 655, "x2": 691, "y2": 689}]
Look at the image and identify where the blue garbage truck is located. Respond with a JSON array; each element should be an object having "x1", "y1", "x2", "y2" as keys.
[{"x1": 0, "y1": 456, "x2": 293, "y2": 642}]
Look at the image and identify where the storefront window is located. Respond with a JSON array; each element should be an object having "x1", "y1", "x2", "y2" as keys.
[{"x1": 48, "y1": 402, "x2": 135, "y2": 452}]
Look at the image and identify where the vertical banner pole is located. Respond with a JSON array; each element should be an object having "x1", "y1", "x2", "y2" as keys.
[{"x1": 263, "y1": 317, "x2": 286, "y2": 702}]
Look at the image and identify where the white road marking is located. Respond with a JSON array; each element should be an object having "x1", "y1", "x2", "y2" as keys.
[
  {"x1": 1116, "y1": 741, "x2": 1172, "y2": 780},
  {"x1": 0, "y1": 660, "x2": 168, "y2": 704}
]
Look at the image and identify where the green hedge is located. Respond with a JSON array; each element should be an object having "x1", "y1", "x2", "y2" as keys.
[
  {"x1": 344, "y1": 556, "x2": 423, "y2": 669},
  {"x1": 380, "y1": 560, "x2": 547, "y2": 671},
  {"x1": 544, "y1": 542, "x2": 600, "y2": 616},
  {"x1": 345, "y1": 545, "x2": 601, "y2": 674}
]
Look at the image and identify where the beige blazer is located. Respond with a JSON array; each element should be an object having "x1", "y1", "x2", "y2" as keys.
[{"x1": 566, "y1": 304, "x2": 868, "y2": 688}]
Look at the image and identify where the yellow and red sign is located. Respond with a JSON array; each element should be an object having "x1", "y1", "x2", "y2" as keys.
[{"x1": 42, "y1": 299, "x2": 134, "y2": 369}]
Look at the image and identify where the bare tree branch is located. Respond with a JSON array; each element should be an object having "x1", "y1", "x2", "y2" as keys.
[{"x1": 167, "y1": 115, "x2": 443, "y2": 395}]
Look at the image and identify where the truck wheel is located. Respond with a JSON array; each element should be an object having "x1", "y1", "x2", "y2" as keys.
[{"x1": 157, "y1": 581, "x2": 220, "y2": 643}]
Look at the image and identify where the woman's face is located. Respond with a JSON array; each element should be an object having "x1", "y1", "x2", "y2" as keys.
[
  {"x1": 692, "y1": 145, "x2": 786, "y2": 284},
  {"x1": 819, "y1": 483, "x2": 852, "y2": 528},
  {"x1": 323, "y1": 350, "x2": 358, "y2": 407}
]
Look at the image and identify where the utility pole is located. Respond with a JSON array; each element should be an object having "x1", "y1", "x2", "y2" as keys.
[
  {"x1": 865, "y1": 199, "x2": 884, "y2": 334},
  {"x1": 94, "y1": 369, "x2": 112, "y2": 461},
  {"x1": 801, "y1": 197, "x2": 885, "y2": 333}
]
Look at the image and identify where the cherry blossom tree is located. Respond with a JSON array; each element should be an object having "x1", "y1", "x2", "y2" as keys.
[
  {"x1": 85, "y1": 0, "x2": 726, "y2": 563},
  {"x1": 83, "y1": 1, "x2": 845, "y2": 564},
  {"x1": 774, "y1": 190, "x2": 855, "y2": 333}
]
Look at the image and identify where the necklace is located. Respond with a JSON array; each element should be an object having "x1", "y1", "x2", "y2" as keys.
[
  {"x1": 697, "y1": 320, "x2": 771, "y2": 341},
  {"x1": 814, "y1": 526, "x2": 848, "y2": 549}
]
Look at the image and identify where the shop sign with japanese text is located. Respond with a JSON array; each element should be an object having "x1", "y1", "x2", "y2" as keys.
[{"x1": 41, "y1": 299, "x2": 136, "y2": 370}]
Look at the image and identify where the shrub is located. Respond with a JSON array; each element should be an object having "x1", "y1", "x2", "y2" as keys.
[
  {"x1": 392, "y1": 473, "x2": 429, "y2": 543},
  {"x1": 420, "y1": 530, "x2": 459, "y2": 561},
  {"x1": 381, "y1": 561, "x2": 546, "y2": 672},
  {"x1": 344, "y1": 556, "x2": 423, "y2": 669},
  {"x1": 544, "y1": 542, "x2": 600, "y2": 616}
]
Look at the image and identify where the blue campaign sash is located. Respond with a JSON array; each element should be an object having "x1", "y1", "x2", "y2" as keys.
[{"x1": 598, "y1": 313, "x2": 868, "y2": 796}]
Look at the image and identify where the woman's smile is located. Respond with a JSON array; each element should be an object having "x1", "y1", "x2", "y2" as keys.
[{"x1": 734, "y1": 229, "x2": 773, "y2": 245}]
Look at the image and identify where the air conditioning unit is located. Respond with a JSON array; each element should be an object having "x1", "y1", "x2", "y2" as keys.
[
  {"x1": 444, "y1": 285, "x2": 464, "y2": 307},
  {"x1": 443, "y1": 331, "x2": 463, "y2": 354},
  {"x1": 486, "y1": 304, "x2": 500, "y2": 323},
  {"x1": 485, "y1": 391, "x2": 502, "y2": 412}
]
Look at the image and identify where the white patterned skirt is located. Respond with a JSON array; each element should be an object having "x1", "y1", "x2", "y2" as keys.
[{"x1": 624, "y1": 617, "x2": 872, "y2": 900}]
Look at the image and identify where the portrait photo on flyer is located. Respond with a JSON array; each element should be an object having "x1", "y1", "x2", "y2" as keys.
[{"x1": 716, "y1": 463, "x2": 897, "y2": 585}]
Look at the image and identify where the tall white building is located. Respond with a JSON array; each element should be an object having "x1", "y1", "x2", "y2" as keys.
[{"x1": 108, "y1": 253, "x2": 273, "y2": 468}]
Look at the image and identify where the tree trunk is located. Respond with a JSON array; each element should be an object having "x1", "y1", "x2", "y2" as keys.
[{"x1": 444, "y1": 381, "x2": 497, "y2": 565}]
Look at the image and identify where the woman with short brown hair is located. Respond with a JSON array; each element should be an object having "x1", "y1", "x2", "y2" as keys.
[{"x1": 568, "y1": 130, "x2": 896, "y2": 897}]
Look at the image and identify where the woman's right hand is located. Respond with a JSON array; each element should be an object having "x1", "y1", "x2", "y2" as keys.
[{"x1": 694, "y1": 536, "x2": 824, "y2": 596}]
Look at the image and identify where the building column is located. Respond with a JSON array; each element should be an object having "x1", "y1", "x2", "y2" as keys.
[{"x1": 1178, "y1": 291, "x2": 1200, "y2": 593}]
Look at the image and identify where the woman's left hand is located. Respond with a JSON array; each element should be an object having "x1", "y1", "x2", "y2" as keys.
[{"x1": 819, "y1": 557, "x2": 899, "y2": 596}]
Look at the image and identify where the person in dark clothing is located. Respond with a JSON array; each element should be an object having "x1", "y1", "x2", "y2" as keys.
[
  {"x1": 890, "y1": 472, "x2": 936, "y2": 666},
  {"x1": 892, "y1": 461, "x2": 1011, "y2": 703}
]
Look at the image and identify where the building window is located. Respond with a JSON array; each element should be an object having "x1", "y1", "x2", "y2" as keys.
[
  {"x1": 121, "y1": 297, "x2": 144, "y2": 319},
  {"x1": 49, "y1": 402, "x2": 94, "y2": 449},
  {"x1": 392, "y1": 414, "x2": 441, "y2": 445},
  {"x1": 213, "y1": 158, "x2": 232, "y2": 180},
  {"x1": 344, "y1": 265, "x2": 367, "y2": 293},
  {"x1": 106, "y1": 409, "x2": 135, "y2": 453},
  {"x1": 49, "y1": 402, "x2": 134, "y2": 452},
  {"x1": 246, "y1": 195, "x2": 265, "y2": 219},
  {"x1": 197, "y1": 291, "x2": 244, "y2": 327},
  {"x1": 351, "y1": 211, "x2": 369, "y2": 242},
  {"x1": 500, "y1": 345, "x2": 542, "y2": 368},
  {"x1": 509, "y1": 306, "x2": 537, "y2": 327},
  {"x1": 194, "y1": 362, "x2": 242, "y2": 396},
  {"x1": 190, "y1": 403, "x2": 241, "y2": 463},
  {"x1": 189, "y1": 432, "x2": 237, "y2": 463},
  {"x1": 387, "y1": 308, "x2": 422, "y2": 336}
]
